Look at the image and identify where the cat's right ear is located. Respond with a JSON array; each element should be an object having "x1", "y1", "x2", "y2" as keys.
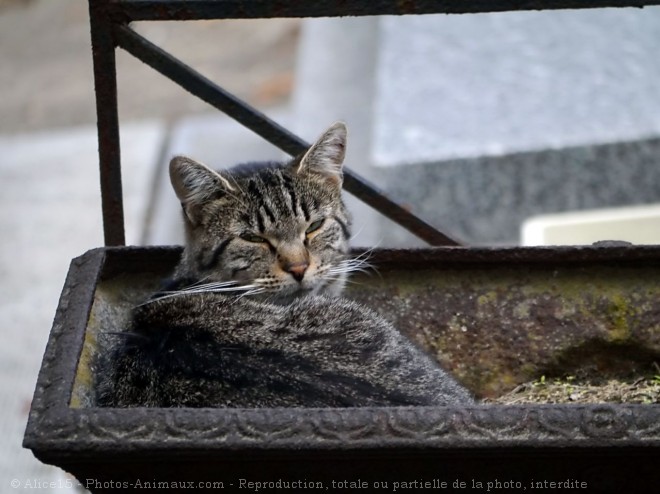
[
  {"x1": 294, "y1": 122, "x2": 347, "y2": 187},
  {"x1": 169, "y1": 156, "x2": 234, "y2": 225}
]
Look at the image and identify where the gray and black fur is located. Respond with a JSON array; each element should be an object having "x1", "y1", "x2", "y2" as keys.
[{"x1": 95, "y1": 122, "x2": 474, "y2": 407}]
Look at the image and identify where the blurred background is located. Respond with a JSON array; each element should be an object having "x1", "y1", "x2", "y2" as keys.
[{"x1": 2, "y1": 0, "x2": 660, "y2": 489}]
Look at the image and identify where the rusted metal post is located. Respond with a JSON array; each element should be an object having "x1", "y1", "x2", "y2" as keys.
[{"x1": 89, "y1": 0, "x2": 125, "y2": 246}]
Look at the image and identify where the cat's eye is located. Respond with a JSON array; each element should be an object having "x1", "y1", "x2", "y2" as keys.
[
  {"x1": 305, "y1": 219, "x2": 325, "y2": 235},
  {"x1": 240, "y1": 233, "x2": 267, "y2": 243}
]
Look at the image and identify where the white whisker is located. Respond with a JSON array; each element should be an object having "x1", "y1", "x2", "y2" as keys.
[
  {"x1": 185, "y1": 286, "x2": 257, "y2": 295},
  {"x1": 349, "y1": 223, "x2": 367, "y2": 242},
  {"x1": 178, "y1": 280, "x2": 243, "y2": 291},
  {"x1": 327, "y1": 257, "x2": 374, "y2": 276},
  {"x1": 135, "y1": 281, "x2": 260, "y2": 308},
  {"x1": 184, "y1": 276, "x2": 213, "y2": 287},
  {"x1": 322, "y1": 275, "x2": 365, "y2": 287},
  {"x1": 351, "y1": 245, "x2": 379, "y2": 263},
  {"x1": 236, "y1": 288, "x2": 267, "y2": 300},
  {"x1": 135, "y1": 292, "x2": 183, "y2": 307}
]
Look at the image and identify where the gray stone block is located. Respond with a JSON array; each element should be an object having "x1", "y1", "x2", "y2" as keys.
[
  {"x1": 373, "y1": 9, "x2": 660, "y2": 166},
  {"x1": 380, "y1": 137, "x2": 660, "y2": 245}
]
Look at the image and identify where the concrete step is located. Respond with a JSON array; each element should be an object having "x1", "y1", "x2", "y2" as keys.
[{"x1": 0, "y1": 121, "x2": 164, "y2": 487}]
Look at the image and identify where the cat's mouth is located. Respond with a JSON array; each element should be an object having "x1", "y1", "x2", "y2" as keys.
[{"x1": 244, "y1": 276, "x2": 327, "y2": 305}]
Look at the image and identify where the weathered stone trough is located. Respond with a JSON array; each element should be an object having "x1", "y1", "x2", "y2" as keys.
[{"x1": 24, "y1": 246, "x2": 660, "y2": 492}]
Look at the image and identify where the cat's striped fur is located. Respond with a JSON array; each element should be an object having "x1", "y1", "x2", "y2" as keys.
[{"x1": 95, "y1": 123, "x2": 474, "y2": 407}]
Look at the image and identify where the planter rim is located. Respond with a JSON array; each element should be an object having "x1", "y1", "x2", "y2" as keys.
[
  {"x1": 24, "y1": 403, "x2": 660, "y2": 455},
  {"x1": 24, "y1": 246, "x2": 660, "y2": 457}
]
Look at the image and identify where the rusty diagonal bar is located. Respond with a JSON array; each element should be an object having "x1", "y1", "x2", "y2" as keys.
[{"x1": 113, "y1": 24, "x2": 461, "y2": 246}]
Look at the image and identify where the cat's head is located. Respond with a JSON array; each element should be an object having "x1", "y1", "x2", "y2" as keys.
[{"x1": 169, "y1": 122, "x2": 353, "y2": 302}]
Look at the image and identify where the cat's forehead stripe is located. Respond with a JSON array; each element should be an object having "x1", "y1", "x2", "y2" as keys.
[
  {"x1": 255, "y1": 208, "x2": 265, "y2": 233},
  {"x1": 247, "y1": 179, "x2": 260, "y2": 198},
  {"x1": 299, "y1": 199, "x2": 310, "y2": 222},
  {"x1": 259, "y1": 203, "x2": 277, "y2": 224},
  {"x1": 280, "y1": 172, "x2": 303, "y2": 220},
  {"x1": 247, "y1": 171, "x2": 309, "y2": 229},
  {"x1": 230, "y1": 167, "x2": 343, "y2": 238},
  {"x1": 265, "y1": 180, "x2": 290, "y2": 220}
]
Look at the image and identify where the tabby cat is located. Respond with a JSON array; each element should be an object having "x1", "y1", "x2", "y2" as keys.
[{"x1": 95, "y1": 122, "x2": 473, "y2": 407}]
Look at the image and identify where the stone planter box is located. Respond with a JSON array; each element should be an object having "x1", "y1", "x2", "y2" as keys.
[{"x1": 24, "y1": 246, "x2": 659, "y2": 492}]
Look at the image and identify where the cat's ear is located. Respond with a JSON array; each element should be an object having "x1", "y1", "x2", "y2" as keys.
[
  {"x1": 294, "y1": 122, "x2": 346, "y2": 186},
  {"x1": 169, "y1": 156, "x2": 234, "y2": 224}
]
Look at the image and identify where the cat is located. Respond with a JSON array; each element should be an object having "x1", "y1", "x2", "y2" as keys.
[{"x1": 95, "y1": 122, "x2": 474, "y2": 408}]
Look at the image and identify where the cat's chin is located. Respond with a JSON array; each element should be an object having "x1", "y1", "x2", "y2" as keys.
[
  {"x1": 268, "y1": 292, "x2": 312, "y2": 306},
  {"x1": 250, "y1": 280, "x2": 343, "y2": 306}
]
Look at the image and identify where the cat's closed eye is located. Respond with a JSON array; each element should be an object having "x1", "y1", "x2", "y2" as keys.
[
  {"x1": 240, "y1": 233, "x2": 268, "y2": 244},
  {"x1": 305, "y1": 219, "x2": 325, "y2": 235}
]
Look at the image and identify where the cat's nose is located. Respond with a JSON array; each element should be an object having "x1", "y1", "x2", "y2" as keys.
[{"x1": 284, "y1": 261, "x2": 308, "y2": 282}]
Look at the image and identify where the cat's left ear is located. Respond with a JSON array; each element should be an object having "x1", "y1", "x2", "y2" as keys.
[{"x1": 294, "y1": 122, "x2": 346, "y2": 187}]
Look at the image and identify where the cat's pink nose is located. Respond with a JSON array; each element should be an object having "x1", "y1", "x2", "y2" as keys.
[{"x1": 285, "y1": 262, "x2": 308, "y2": 282}]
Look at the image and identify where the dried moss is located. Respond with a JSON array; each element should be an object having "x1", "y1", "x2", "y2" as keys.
[{"x1": 486, "y1": 368, "x2": 660, "y2": 404}]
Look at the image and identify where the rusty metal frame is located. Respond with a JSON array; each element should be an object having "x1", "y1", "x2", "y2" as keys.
[{"x1": 88, "y1": 0, "x2": 660, "y2": 248}]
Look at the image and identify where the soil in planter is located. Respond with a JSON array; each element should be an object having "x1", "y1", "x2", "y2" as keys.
[
  {"x1": 346, "y1": 261, "x2": 660, "y2": 400},
  {"x1": 486, "y1": 365, "x2": 660, "y2": 404}
]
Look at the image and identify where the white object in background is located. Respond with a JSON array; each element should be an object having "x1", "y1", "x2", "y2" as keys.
[{"x1": 521, "y1": 204, "x2": 660, "y2": 246}]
